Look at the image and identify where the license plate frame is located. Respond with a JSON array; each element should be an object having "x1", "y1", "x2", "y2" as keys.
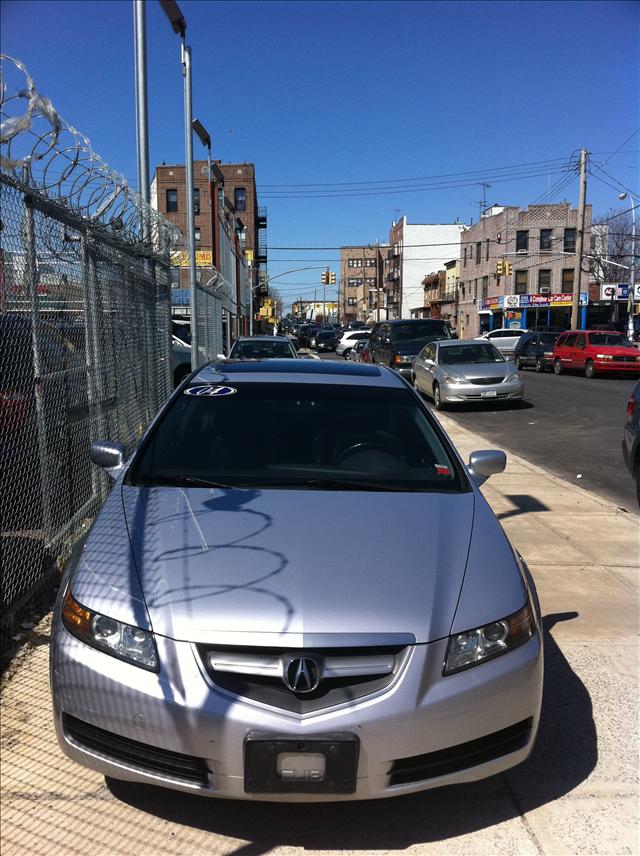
[
  {"x1": 244, "y1": 732, "x2": 360, "y2": 794},
  {"x1": 481, "y1": 389, "x2": 498, "y2": 398}
]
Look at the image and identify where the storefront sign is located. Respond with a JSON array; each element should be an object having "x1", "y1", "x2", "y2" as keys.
[
  {"x1": 480, "y1": 292, "x2": 587, "y2": 311},
  {"x1": 170, "y1": 250, "x2": 213, "y2": 268},
  {"x1": 600, "y1": 283, "x2": 630, "y2": 301}
]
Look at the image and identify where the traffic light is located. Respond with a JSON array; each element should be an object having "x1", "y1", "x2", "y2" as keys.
[
  {"x1": 329, "y1": 271, "x2": 336, "y2": 285},
  {"x1": 321, "y1": 270, "x2": 329, "y2": 285},
  {"x1": 496, "y1": 259, "x2": 504, "y2": 276},
  {"x1": 504, "y1": 260, "x2": 512, "y2": 276}
]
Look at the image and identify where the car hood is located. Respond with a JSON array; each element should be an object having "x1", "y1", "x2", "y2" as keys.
[
  {"x1": 441, "y1": 362, "x2": 514, "y2": 380},
  {"x1": 120, "y1": 485, "x2": 475, "y2": 645},
  {"x1": 591, "y1": 345, "x2": 639, "y2": 356}
]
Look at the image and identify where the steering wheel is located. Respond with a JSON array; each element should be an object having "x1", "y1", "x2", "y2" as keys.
[{"x1": 335, "y1": 442, "x2": 404, "y2": 466}]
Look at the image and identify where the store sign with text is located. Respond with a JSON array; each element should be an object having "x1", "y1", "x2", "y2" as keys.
[
  {"x1": 600, "y1": 283, "x2": 630, "y2": 301},
  {"x1": 479, "y1": 292, "x2": 587, "y2": 311},
  {"x1": 170, "y1": 250, "x2": 213, "y2": 268}
]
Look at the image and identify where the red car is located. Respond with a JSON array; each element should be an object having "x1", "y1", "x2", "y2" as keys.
[{"x1": 552, "y1": 330, "x2": 640, "y2": 378}]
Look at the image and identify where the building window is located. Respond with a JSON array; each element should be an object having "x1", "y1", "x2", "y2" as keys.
[
  {"x1": 193, "y1": 188, "x2": 200, "y2": 216},
  {"x1": 166, "y1": 189, "x2": 178, "y2": 212},
  {"x1": 538, "y1": 269, "x2": 551, "y2": 289},
  {"x1": 463, "y1": 247, "x2": 467, "y2": 267},
  {"x1": 348, "y1": 259, "x2": 354, "y2": 268},
  {"x1": 516, "y1": 230, "x2": 529, "y2": 252},
  {"x1": 365, "y1": 277, "x2": 376, "y2": 287},
  {"x1": 365, "y1": 258, "x2": 376, "y2": 267},
  {"x1": 482, "y1": 276, "x2": 489, "y2": 298},
  {"x1": 355, "y1": 258, "x2": 363, "y2": 268},
  {"x1": 561, "y1": 268, "x2": 574, "y2": 293},
  {"x1": 347, "y1": 277, "x2": 362, "y2": 288},
  {"x1": 514, "y1": 270, "x2": 528, "y2": 294},
  {"x1": 540, "y1": 228, "x2": 552, "y2": 251},
  {"x1": 195, "y1": 228, "x2": 201, "y2": 243},
  {"x1": 347, "y1": 297, "x2": 357, "y2": 306},
  {"x1": 563, "y1": 228, "x2": 576, "y2": 253},
  {"x1": 473, "y1": 279, "x2": 478, "y2": 298},
  {"x1": 485, "y1": 239, "x2": 490, "y2": 262},
  {"x1": 234, "y1": 187, "x2": 246, "y2": 212},
  {"x1": 170, "y1": 267, "x2": 180, "y2": 288},
  {"x1": 475, "y1": 242, "x2": 481, "y2": 264}
]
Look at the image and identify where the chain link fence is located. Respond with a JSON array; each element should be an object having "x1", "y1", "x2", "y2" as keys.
[{"x1": 0, "y1": 56, "x2": 180, "y2": 646}]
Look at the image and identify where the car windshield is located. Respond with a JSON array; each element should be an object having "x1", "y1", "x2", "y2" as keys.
[
  {"x1": 439, "y1": 344, "x2": 504, "y2": 364},
  {"x1": 230, "y1": 340, "x2": 294, "y2": 358},
  {"x1": 394, "y1": 322, "x2": 451, "y2": 342},
  {"x1": 348, "y1": 332, "x2": 370, "y2": 340},
  {"x1": 588, "y1": 333, "x2": 632, "y2": 347},
  {"x1": 129, "y1": 383, "x2": 463, "y2": 492}
]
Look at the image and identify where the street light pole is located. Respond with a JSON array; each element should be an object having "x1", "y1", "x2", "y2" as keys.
[
  {"x1": 133, "y1": 1, "x2": 150, "y2": 208},
  {"x1": 160, "y1": 1, "x2": 199, "y2": 370}
]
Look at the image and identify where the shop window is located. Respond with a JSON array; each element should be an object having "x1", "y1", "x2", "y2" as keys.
[
  {"x1": 166, "y1": 189, "x2": 178, "y2": 212},
  {"x1": 561, "y1": 268, "x2": 574, "y2": 293},
  {"x1": 516, "y1": 230, "x2": 529, "y2": 252},
  {"x1": 514, "y1": 270, "x2": 528, "y2": 294},
  {"x1": 563, "y1": 228, "x2": 576, "y2": 253}
]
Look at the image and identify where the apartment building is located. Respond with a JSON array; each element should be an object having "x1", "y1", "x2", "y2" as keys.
[
  {"x1": 339, "y1": 244, "x2": 388, "y2": 322},
  {"x1": 384, "y1": 218, "x2": 467, "y2": 319},
  {"x1": 152, "y1": 160, "x2": 268, "y2": 323},
  {"x1": 413, "y1": 270, "x2": 446, "y2": 318},
  {"x1": 456, "y1": 203, "x2": 592, "y2": 338}
]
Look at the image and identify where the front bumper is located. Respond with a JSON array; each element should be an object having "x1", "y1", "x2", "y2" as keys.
[
  {"x1": 440, "y1": 378, "x2": 524, "y2": 403},
  {"x1": 394, "y1": 364, "x2": 414, "y2": 379},
  {"x1": 593, "y1": 359, "x2": 640, "y2": 373},
  {"x1": 51, "y1": 617, "x2": 542, "y2": 802}
]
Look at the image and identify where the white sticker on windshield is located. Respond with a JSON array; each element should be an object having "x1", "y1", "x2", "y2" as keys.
[{"x1": 184, "y1": 385, "x2": 237, "y2": 397}]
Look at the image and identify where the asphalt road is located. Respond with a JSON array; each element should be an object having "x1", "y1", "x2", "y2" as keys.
[{"x1": 318, "y1": 351, "x2": 639, "y2": 512}]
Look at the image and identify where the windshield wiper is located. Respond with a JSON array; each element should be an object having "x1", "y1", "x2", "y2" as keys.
[
  {"x1": 257, "y1": 477, "x2": 417, "y2": 492},
  {"x1": 134, "y1": 475, "x2": 236, "y2": 489}
]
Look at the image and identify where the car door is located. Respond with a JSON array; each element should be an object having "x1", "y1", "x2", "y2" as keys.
[
  {"x1": 413, "y1": 344, "x2": 429, "y2": 390},
  {"x1": 420, "y1": 344, "x2": 437, "y2": 393},
  {"x1": 573, "y1": 333, "x2": 587, "y2": 369},
  {"x1": 561, "y1": 333, "x2": 578, "y2": 367},
  {"x1": 525, "y1": 336, "x2": 538, "y2": 366}
]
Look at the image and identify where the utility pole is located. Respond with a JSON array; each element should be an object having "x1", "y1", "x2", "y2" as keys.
[
  {"x1": 571, "y1": 148, "x2": 588, "y2": 330},
  {"x1": 133, "y1": 1, "x2": 150, "y2": 209},
  {"x1": 376, "y1": 239, "x2": 381, "y2": 322}
]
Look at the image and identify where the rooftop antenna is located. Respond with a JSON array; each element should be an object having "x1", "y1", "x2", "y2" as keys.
[{"x1": 477, "y1": 182, "x2": 491, "y2": 218}]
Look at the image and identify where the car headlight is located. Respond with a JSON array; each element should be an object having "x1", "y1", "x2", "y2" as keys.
[
  {"x1": 443, "y1": 600, "x2": 536, "y2": 676},
  {"x1": 442, "y1": 372, "x2": 466, "y2": 384},
  {"x1": 394, "y1": 355, "x2": 412, "y2": 365},
  {"x1": 505, "y1": 372, "x2": 520, "y2": 382},
  {"x1": 595, "y1": 354, "x2": 612, "y2": 360},
  {"x1": 62, "y1": 588, "x2": 159, "y2": 671}
]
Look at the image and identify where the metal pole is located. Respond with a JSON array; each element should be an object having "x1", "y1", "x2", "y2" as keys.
[
  {"x1": 571, "y1": 148, "x2": 587, "y2": 329},
  {"x1": 629, "y1": 200, "x2": 636, "y2": 341},
  {"x1": 133, "y1": 0, "x2": 150, "y2": 207},
  {"x1": 181, "y1": 40, "x2": 198, "y2": 369},
  {"x1": 249, "y1": 262, "x2": 254, "y2": 335}
]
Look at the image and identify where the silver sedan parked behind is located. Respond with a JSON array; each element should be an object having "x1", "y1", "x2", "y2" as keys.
[
  {"x1": 51, "y1": 360, "x2": 542, "y2": 802},
  {"x1": 225, "y1": 335, "x2": 298, "y2": 360},
  {"x1": 412, "y1": 340, "x2": 524, "y2": 410}
]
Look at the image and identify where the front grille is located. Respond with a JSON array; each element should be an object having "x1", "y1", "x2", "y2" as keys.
[
  {"x1": 468, "y1": 376, "x2": 505, "y2": 385},
  {"x1": 611, "y1": 356, "x2": 640, "y2": 364},
  {"x1": 388, "y1": 718, "x2": 533, "y2": 785},
  {"x1": 62, "y1": 714, "x2": 209, "y2": 786},
  {"x1": 198, "y1": 644, "x2": 409, "y2": 714}
]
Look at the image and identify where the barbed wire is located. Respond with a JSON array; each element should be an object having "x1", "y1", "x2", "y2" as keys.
[{"x1": 0, "y1": 55, "x2": 181, "y2": 256}]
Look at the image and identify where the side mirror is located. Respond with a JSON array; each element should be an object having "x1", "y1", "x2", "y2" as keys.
[
  {"x1": 216, "y1": 353, "x2": 227, "y2": 361},
  {"x1": 467, "y1": 450, "x2": 506, "y2": 485},
  {"x1": 90, "y1": 440, "x2": 125, "y2": 480}
]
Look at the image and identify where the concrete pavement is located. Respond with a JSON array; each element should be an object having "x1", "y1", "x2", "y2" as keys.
[{"x1": 1, "y1": 416, "x2": 638, "y2": 856}]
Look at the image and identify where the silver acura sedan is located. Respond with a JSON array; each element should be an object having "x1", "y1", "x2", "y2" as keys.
[
  {"x1": 412, "y1": 340, "x2": 524, "y2": 410},
  {"x1": 51, "y1": 359, "x2": 542, "y2": 802}
]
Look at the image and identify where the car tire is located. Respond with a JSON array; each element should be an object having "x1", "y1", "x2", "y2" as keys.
[
  {"x1": 554, "y1": 359, "x2": 563, "y2": 375},
  {"x1": 516, "y1": 357, "x2": 523, "y2": 370},
  {"x1": 343, "y1": 348, "x2": 352, "y2": 360},
  {"x1": 584, "y1": 360, "x2": 596, "y2": 379},
  {"x1": 535, "y1": 358, "x2": 544, "y2": 373},
  {"x1": 433, "y1": 383, "x2": 445, "y2": 410}
]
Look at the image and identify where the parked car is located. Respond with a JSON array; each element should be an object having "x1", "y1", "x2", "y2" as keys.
[
  {"x1": 475, "y1": 328, "x2": 527, "y2": 359},
  {"x1": 514, "y1": 331, "x2": 561, "y2": 372},
  {"x1": 310, "y1": 329, "x2": 338, "y2": 352},
  {"x1": 298, "y1": 324, "x2": 320, "y2": 348},
  {"x1": 369, "y1": 319, "x2": 453, "y2": 379},
  {"x1": 51, "y1": 359, "x2": 542, "y2": 802},
  {"x1": 336, "y1": 330, "x2": 370, "y2": 358},
  {"x1": 349, "y1": 339, "x2": 369, "y2": 362},
  {"x1": 622, "y1": 381, "x2": 640, "y2": 506},
  {"x1": 344, "y1": 320, "x2": 368, "y2": 331},
  {"x1": 227, "y1": 336, "x2": 298, "y2": 360},
  {"x1": 413, "y1": 339, "x2": 523, "y2": 410},
  {"x1": 552, "y1": 330, "x2": 640, "y2": 378}
]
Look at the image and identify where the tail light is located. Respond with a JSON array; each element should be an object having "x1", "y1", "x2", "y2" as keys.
[{"x1": 627, "y1": 396, "x2": 636, "y2": 418}]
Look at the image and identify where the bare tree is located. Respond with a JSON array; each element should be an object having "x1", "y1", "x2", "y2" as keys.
[
  {"x1": 591, "y1": 208, "x2": 633, "y2": 283},
  {"x1": 268, "y1": 287, "x2": 284, "y2": 318}
]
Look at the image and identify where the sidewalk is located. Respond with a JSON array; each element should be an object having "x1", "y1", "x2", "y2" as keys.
[{"x1": 1, "y1": 418, "x2": 638, "y2": 856}]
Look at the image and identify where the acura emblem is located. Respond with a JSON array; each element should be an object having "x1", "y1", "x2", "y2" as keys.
[{"x1": 283, "y1": 656, "x2": 321, "y2": 693}]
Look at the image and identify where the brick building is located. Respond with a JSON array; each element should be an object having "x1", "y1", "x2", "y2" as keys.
[
  {"x1": 456, "y1": 203, "x2": 592, "y2": 338},
  {"x1": 339, "y1": 244, "x2": 388, "y2": 323}
]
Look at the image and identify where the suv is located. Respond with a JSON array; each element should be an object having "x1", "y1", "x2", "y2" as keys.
[
  {"x1": 553, "y1": 330, "x2": 640, "y2": 378},
  {"x1": 369, "y1": 319, "x2": 453, "y2": 379},
  {"x1": 514, "y1": 331, "x2": 561, "y2": 372},
  {"x1": 475, "y1": 328, "x2": 526, "y2": 358},
  {"x1": 336, "y1": 330, "x2": 370, "y2": 358}
]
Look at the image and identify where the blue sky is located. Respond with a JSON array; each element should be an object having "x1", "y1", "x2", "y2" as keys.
[{"x1": 2, "y1": 0, "x2": 638, "y2": 309}]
